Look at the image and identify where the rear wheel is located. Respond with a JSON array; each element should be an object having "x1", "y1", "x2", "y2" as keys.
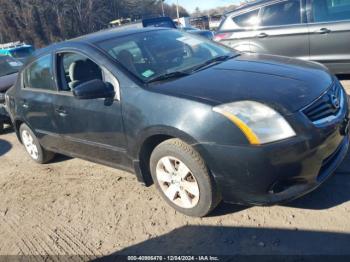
[
  {"x1": 19, "y1": 123, "x2": 55, "y2": 164},
  {"x1": 150, "y1": 138, "x2": 221, "y2": 217},
  {"x1": 0, "y1": 122, "x2": 3, "y2": 133}
]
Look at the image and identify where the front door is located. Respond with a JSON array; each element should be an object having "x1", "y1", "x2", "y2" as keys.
[
  {"x1": 251, "y1": 0, "x2": 310, "y2": 60},
  {"x1": 53, "y1": 51, "x2": 128, "y2": 166}
]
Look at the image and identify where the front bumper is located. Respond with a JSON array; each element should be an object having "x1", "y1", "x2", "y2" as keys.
[
  {"x1": 195, "y1": 93, "x2": 350, "y2": 206},
  {"x1": 198, "y1": 134, "x2": 348, "y2": 205}
]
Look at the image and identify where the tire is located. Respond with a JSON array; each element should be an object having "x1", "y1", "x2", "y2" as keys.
[
  {"x1": 19, "y1": 123, "x2": 55, "y2": 164},
  {"x1": 150, "y1": 138, "x2": 221, "y2": 217},
  {"x1": 0, "y1": 122, "x2": 3, "y2": 133}
]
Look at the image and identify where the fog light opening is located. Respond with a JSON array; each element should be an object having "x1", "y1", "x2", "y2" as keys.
[{"x1": 268, "y1": 179, "x2": 307, "y2": 195}]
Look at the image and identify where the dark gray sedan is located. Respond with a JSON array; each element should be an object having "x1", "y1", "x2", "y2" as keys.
[
  {"x1": 215, "y1": 0, "x2": 350, "y2": 74},
  {"x1": 5, "y1": 28, "x2": 350, "y2": 217}
]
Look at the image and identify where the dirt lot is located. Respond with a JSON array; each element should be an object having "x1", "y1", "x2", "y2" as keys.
[
  {"x1": 0, "y1": 80, "x2": 350, "y2": 259},
  {"x1": 341, "y1": 78, "x2": 350, "y2": 91}
]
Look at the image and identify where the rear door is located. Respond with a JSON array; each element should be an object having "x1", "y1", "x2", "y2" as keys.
[
  {"x1": 19, "y1": 54, "x2": 61, "y2": 149},
  {"x1": 251, "y1": 0, "x2": 309, "y2": 60},
  {"x1": 307, "y1": 0, "x2": 350, "y2": 74}
]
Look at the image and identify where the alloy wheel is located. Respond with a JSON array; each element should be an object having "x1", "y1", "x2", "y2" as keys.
[
  {"x1": 21, "y1": 130, "x2": 39, "y2": 160},
  {"x1": 156, "y1": 156, "x2": 200, "y2": 209}
]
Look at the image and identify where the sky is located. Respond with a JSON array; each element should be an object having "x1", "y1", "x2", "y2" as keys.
[{"x1": 166, "y1": 0, "x2": 242, "y2": 13}]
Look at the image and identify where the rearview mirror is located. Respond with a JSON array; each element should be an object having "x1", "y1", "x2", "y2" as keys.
[{"x1": 73, "y1": 79, "x2": 115, "y2": 100}]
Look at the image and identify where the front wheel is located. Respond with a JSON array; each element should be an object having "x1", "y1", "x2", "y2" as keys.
[
  {"x1": 150, "y1": 139, "x2": 221, "y2": 217},
  {"x1": 19, "y1": 123, "x2": 55, "y2": 164}
]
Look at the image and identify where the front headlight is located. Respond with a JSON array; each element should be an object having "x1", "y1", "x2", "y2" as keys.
[{"x1": 213, "y1": 101, "x2": 296, "y2": 145}]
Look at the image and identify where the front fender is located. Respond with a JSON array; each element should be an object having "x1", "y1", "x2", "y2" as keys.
[
  {"x1": 131, "y1": 125, "x2": 199, "y2": 158},
  {"x1": 123, "y1": 87, "x2": 248, "y2": 160}
]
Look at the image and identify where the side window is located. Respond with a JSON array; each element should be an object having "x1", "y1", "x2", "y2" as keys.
[
  {"x1": 23, "y1": 55, "x2": 56, "y2": 91},
  {"x1": 57, "y1": 52, "x2": 103, "y2": 91},
  {"x1": 261, "y1": 0, "x2": 301, "y2": 27},
  {"x1": 232, "y1": 9, "x2": 260, "y2": 27},
  {"x1": 312, "y1": 0, "x2": 350, "y2": 23}
]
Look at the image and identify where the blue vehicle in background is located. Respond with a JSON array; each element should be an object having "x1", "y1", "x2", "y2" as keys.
[{"x1": 0, "y1": 42, "x2": 34, "y2": 63}]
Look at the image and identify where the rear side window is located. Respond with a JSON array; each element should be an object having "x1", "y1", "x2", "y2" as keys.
[
  {"x1": 23, "y1": 55, "x2": 56, "y2": 91},
  {"x1": 312, "y1": 0, "x2": 350, "y2": 23},
  {"x1": 261, "y1": 0, "x2": 301, "y2": 26},
  {"x1": 232, "y1": 9, "x2": 260, "y2": 27}
]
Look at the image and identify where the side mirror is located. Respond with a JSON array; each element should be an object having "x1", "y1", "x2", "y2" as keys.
[{"x1": 73, "y1": 79, "x2": 115, "y2": 100}]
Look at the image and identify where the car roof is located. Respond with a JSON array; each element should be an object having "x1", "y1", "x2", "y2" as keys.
[{"x1": 226, "y1": 0, "x2": 274, "y2": 14}]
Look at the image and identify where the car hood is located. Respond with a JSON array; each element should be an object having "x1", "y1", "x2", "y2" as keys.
[
  {"x1": 0, "y1": 73, "x2": 18, "y2": 92},
  {"x1": 152, "y1": 53, "x2": 334, "y2": 115}
]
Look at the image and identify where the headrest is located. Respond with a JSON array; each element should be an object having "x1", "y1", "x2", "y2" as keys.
[{"x1": 69, "y1": 59, "x2": 102, "y2": 82}]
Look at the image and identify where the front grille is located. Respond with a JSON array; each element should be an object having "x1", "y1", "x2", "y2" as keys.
[{"x1": 303, "y1": 81, "x2": 343, "y2": 123}]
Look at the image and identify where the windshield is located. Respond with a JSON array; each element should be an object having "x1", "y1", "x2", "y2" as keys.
[
  {"x1": 10, "y1": 47, "x2": 34, "y2": 59},
  {"x1": 0, "y1": 56, "x2": 23, "y2": 77},
  {"x1": 97, "y1": 29, "x2": 235, "y2": 83}
]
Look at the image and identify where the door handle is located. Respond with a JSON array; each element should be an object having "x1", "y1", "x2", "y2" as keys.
[
  {"x1": 257, "y1": 32, "x2": 268, "y2": 38},
  {"x1": 55, "y1": 107, "x2": 68, "y2": 117},
  {"x1": 318, "y1": 28, "x2": 331, "y2": 34}
]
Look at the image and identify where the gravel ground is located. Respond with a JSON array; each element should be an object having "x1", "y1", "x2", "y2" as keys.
[{"x1": 0, "y1": 79, "x2": 350, "y2": 258}]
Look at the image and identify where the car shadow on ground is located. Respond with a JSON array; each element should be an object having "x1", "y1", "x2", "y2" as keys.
[
  {"x1": 50, "y1": 154, "x2": 72, "y2": 164},
  {"x1": 208, "y1": 202, "x2": 249, "y2": 217},
  {"x1": 94, "y1": 226, "x2": 350, "y2": 259},
  {"x1": 0, "y1": 138, "x2": 12, "y2": 157}
]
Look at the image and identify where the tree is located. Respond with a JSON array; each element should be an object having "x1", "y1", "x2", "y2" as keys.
[
  {"x1": 193, "y1": 7, "x2": 201, "y2": 16},
  {"x1": 0, "y1": 0, "x2": 189, "y2": 48}
]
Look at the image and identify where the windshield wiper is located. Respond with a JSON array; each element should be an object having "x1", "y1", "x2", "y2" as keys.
[
  {"x1": 190, "y1": 54, "x2": 240, "y2": 73},
  {"x1": 147, "y1": 71, "x2": 190, "y2": 84}
]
